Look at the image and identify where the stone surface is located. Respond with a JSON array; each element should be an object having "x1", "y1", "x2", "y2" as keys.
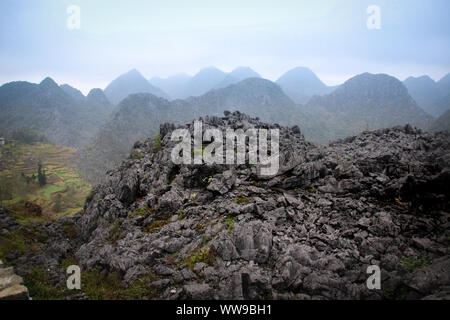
[{"x1": 1, "y1": 112, "x2": 450, "y2": 300}]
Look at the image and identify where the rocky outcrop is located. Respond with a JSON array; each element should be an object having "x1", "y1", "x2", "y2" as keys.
[
  {"x1": 2, "y1": 112, "x2": 450, "y2": 300},
  {"x1": 0, "y1": 260, "x2": 29, "y2": 300}
]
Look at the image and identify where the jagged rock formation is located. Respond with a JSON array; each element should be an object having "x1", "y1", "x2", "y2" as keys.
[
  {"x1": 75, "y1": 79, "x2": 327, "y2": 184},
  {"x1": 5, "y1": 112, "x2": 450, "y2": 300},
  {"x1": 0, "y1": 260, "x2": 29, "y2": 300}
]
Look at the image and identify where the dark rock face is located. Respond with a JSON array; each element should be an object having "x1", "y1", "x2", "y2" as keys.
[{"x1": 3, "y1": 112, "x2": 450, "y2": 300}]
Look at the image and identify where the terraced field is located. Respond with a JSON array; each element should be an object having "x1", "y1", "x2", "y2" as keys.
[{"x1": 0, "y1": 142, "x2": 91, "y2": 221}]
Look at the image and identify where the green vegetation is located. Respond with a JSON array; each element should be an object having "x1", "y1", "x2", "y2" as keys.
[
  {"x1": 177, "y1": 210, "x2": 185, "y2": 221},
  {"x1": 24, "y1": 265, "x2": 159, "y2": 300},
  {"x1": 402, "y1": 257, "x2": 432, "y2": 272},
  {"x1": 0, "y1": 225, "x2": 48, "y2": 261},
  {"x1": 3, "y1": 128, "x2": 48, "y2": 145},
  {"x1": 62, "y1": 224, "x2": 77, "y2": 239},
  {"x1": 37, "y1": 163, "x2": 47, "y2": 186},
  {"x1": 130, "y1": 148, "x2": 143, "y2": 160},
  {"x1": 0, "y1": 231, "x2": 27, "y2": 260},
  {"x1": 0, "y1": 142, "x2": 91, "y2": 220},
  {"x1": 24, "y1": 267, "x2": 68, "y2": 300},
  {"x1": 224, "y1": 215, "x2": 235, "y2": 234},
  {"x1": 202, "y1": 176, "x2": 213, "y2": 186},
  {"x1": 86, "y1": 189, "x2": 95, "y2": 202},
  {"x1": 306, "y1": 187, "x2": 317, "y2": 194},
  {"x1": 128, "y1": 205, "x2": 149, "y2": 217},
  {"x1": 183, "y1": 247, "x2": 215, "y2": 270},
  {"x1": 234, "y1": 197, "x2": 250, "y2": 205},
  {"x1": 107, "y1": 221, "x2": 123, "y2": 245},
  {"x1": 153, "y1": 134, "x2": 162, "y2": 152},
  {"x1": 145, "y1": 220, "x2": 168, "y2": 233},
  {"x1": 190, "y1": 193, "x2": 198, "y2": 201}
]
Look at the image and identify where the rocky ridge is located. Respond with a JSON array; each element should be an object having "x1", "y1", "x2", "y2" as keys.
[{"x1": 2, "y1": 112, "x2": 450, "y2": 300}]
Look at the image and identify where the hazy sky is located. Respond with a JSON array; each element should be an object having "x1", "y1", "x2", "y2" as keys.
[{"x1": 1, "y1": 0, "x2": 449, "y2": 94}]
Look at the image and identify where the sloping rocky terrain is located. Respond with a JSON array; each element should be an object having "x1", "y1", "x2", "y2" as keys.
[{"x1": 2, "y1": 112, "x2": 450, "y2": 300}]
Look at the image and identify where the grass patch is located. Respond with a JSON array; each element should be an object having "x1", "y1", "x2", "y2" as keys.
[
  {"x1": 306, "y1": 187, "x2": 316, "y2": 194},
  {"x1": 183, "y1": 247, "x2": 215, "y2": 270},
  {"x1": 402, "y1": 257, "x2": 432, "y2": 272},
  {"x1": 145, "y1": 220, "x2": 168, "y2": 233},
  {"x1": 24, "y1": 267, "x2": 68, "y2": 300},
  {"x1": 224, "y1": 215, "x2": 235, "y2": 234},
  {"x1": 153, "y1": 134, "x2": 162, "y2": 152},
  {"x1": 0, "y1": 142, "x2": 91, "y2": 220},
  {"x1": 128, "y1": 206, "x2": 149, "y2": 217},
  {"x1": 234, "y1": 197, "x2": 250, "y2": 205}
]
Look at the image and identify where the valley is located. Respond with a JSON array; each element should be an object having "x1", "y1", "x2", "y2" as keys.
[{"x1": 0, "y1": 141, "x2": 91, "y2": 222}]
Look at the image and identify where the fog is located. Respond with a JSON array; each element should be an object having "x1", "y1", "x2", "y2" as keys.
[{"x1": 1, "y1": 0, "x2": 449, "y2": 94}]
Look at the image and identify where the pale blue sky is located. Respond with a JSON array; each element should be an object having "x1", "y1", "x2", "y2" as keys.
[{"x1": 1, "y1": 0, "x2": 449, "y2": 94}]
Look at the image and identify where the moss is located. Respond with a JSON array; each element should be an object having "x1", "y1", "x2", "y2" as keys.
[
  {"x1": 130, "y1": 149, "x2": 143, "y2": 160},
  {"x1": 183, "y1": 247, "x2": 215, "y2": 270},
  {"x1": 24, "y1": 267, "x2": 68, "y2": 300},
  {"x1": 82, "y1": 266, "x2": 158, "y2": 300},
  {"x1": 234, "y1": 197, "x2": 250, "y2": 205},
  {"x1": 107, "y1": 220, "x2": 122, "y2": 244},
  {"x1": 190, "y1": 193, "x2": 198, "y2": 201},
  {"x1": 60, "y1": 256, "x2": 78, "y2": 270},
  {"x1": 306, "y1": 187, "x2": 316, "y2": 194},
  {"x1": 153, "y1": 134, "x2": 162, "y2": 152},
  {"x1": 145, "y1": 220, "x2": 168, "y2": 233},
  {"x1": 224, "y1": 216, "x2": 235, "y2": 234},
  {"x1": 86, "y1": 189, "x2": 95, "y2": 202},
  {"x1": 177, "y1": 210, "x2": 185, "y2": 221},
  {"x1": 201, "y1": 176, "x2": 213, "y2": 186},
  {"x1": 0, "y1": 231, "x2": 27, "y2": 260},
  {"x1": 63, "y1": 224, "x2": 77, "y2": 239},
  {"x1": 128, "y1": 205, "x2": 148, "y2": 217},
  {"x1": 402, "y1": 257, "x2": 432, "y2": 272}
]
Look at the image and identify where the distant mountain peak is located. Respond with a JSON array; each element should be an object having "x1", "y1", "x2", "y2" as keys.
[
  {"x1": 404, "y1": 75, "x2": 436, "y2": 84},
  {"x1": 87, "y1": 88, "x2": 112, "y2": 108},
  {"x1": 276, "y1": 66, "x2": 330, "y2": 104},
  {"x1": 104, "y1": 69, "x2": 169, "y2": 104},
  {"x1": 39, "y1": 77, "x2": 59, "y2": 89},
  {"x1": 60, "y1": 84, "x2": 85, "y2": 101}
]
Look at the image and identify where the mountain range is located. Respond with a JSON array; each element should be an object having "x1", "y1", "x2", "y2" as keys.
[
  {"x1": 0, "y1": 78, "x2": 112, "y2": 148},
  {"x1": 149, "y1": 66, "x2": 262, "y2": 100},
  {"x1": 1, "y1": 67, "x2": 448, "y2": 184},
  {"x1": 403, "y1": 74, "x2": 450, "y2": 117}
]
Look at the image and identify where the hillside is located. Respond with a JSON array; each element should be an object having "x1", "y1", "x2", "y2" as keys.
[
  {"x1": 429, "y1": 108, "x2": 450, "y2": 132},
  {"x1": 0, "y1": 141, "x2": 91, "y2": 221},
  {"x1": 306, "y1": 73, "x2": 435, "y2": 140},
  {"x1": 2, "y1": 112, "x2": 449, "y2": 300},
  {"x1": 403, "y1": 76, "x2": 446, "y2": 117},
  {"x1": 74, "y1": 78, "x2": 328, "y2": 184},
  {"x1": 0, "y1": 78, "x2": 111, "y2": 149}
]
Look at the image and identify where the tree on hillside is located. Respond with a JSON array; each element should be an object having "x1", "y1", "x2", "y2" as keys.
[{"x1": 37, "y1": 162, "x2": 47, "y2": 187}]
